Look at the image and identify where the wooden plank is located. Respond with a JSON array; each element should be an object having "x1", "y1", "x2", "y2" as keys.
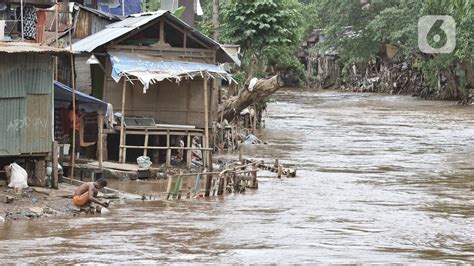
[{"x1": 110, "y1": 45, "x2": 213, "y2": 54}]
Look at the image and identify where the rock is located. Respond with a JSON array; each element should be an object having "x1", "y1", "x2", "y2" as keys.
[
  {"x1": 29, "y1": 207, "x2": 44, "y2": 215},
  {"x1": 43, "y1": 207, "x2": 54, "y2": 215},
  {"x1": 1, "y1": 194, "x2": 14, "y2": 204}
]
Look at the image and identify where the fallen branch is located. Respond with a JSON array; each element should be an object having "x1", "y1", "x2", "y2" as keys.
[{"x1": 219, "y1": 75, "x2": 284, "y2": 122}]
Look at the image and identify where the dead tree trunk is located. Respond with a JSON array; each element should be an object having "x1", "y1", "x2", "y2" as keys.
[{"x1": 219, "y1": 75, "x2": 284, "y2": 122}]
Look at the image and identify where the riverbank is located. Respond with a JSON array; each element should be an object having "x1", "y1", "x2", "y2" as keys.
[{"x1": 0, "y1": 184, "x2": 80, "y2": 222}]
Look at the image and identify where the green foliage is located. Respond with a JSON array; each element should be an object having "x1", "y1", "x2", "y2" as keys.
[
  {"x1": 143, "y1": 0, "x2": 161, "y2": 12},
  {"x1": 220, "y1": 0, "x2": 304, "y2": 81},
  {"x1": 307, "y1": 0, "x2": 473, "y2": 98}
]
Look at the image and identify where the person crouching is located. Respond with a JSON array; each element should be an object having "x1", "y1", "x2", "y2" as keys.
[{"x1": 73, "y1": 178, "x2": 109, "y2": 209}]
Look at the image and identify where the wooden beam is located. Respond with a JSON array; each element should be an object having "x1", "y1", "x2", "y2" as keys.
[{"x1": 119, "y1": 79, "x2": 127, "y2": 163}]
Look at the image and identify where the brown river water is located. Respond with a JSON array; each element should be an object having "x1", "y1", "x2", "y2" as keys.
[{"x1": 1, "y1": 90, "x2": 473, "y2": 263}]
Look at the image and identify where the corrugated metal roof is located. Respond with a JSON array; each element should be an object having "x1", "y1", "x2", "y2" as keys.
[
  {"x1": 71, "y1": 11, "x2": 167, "y2": 53},
  {"x1": 70, "y1": 11, "x2": 240, "y2": 66},
  {"x1": 0, "y1": 42, "x2": 70, "y2": 54}
]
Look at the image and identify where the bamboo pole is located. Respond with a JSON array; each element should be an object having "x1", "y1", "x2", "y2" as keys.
[
  {"x1": 204, "y1": 76, "x2": 212, "y2": 196},
  {"x1": 119, "y1": 79, "x2": 127, "y2": 163},
  {"x1": 69, "y1": 13, "x2": 77, "y2": 181},
  {"x1": 98, "y1": 114, "x2": 104, "y2": 169},
  {"x1": 203, "y1": 76, "x2": 210, "y2": 168},
  {"x1": 20, "y1": 0, "x2": 24, "y2": 41}
]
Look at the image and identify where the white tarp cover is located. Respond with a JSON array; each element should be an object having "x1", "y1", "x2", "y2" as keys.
[{"x1": 108, "y1": 51, "x2": 232, "y2": 93}]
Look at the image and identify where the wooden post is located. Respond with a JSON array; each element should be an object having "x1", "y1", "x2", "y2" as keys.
[
  {"x1": 239, "y1": 147, "x2": 243, "y2": 163},
  {"x1": 97, "y1": 114, "x2": 104, "y2": 169},
  {"x1": 223, "y1": 173, "x2": 228, "y2": 194},
  {"x1": 166, "y1": 174, "x2": 173, "y2": 200},
  {"x1": 143, "y1": 129, "x2": 149, "y2": 156},
  {"x1": 252, "y1": 106, "x2": 257, "y2": 134},
  {"x1": 203, "y1": 76, "x2": 212, "y2": 197},
  {"x1": 186, "y1": 133, "x2": 191, "y2": 169},
  {"x1": 51, "y1": 141, "x2": 58, "y2": 189},
  {"x1": 159, "y1": 19, "x2": 165, "y2": 44},
  {"x1": 250, "y1": 163, "x2": 257, "y2": 189},
  {"x1": 119, "y1": 79, "x2": 127, "y2": 163},
  {"x1": 277, "y1": 165, "x2": 282, "y2": 179},
  {"x1": 203, "y1": 76, "x2": 210, "y2": 168},
  {"x1": 183, "y1": 29, "x2": 187, "y2": 48},
  {"x1": 166, "y1": 130, "x2": 171, "y2": 167}
]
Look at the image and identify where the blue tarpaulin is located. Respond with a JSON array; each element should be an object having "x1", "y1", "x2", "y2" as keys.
[
  {"x1": 108, "y1": 51, "x2": 232, "y2": 92},
  {"x1": 98, "y1": 0, "x2": 142, "y2": 16},
  {"x1": 54, "y1": 81, "x2": 108, "y2": 114}
]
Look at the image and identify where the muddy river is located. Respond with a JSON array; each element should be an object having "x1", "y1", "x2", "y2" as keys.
[{"x1": 1, "y1": 90, "x2": 473, "y2": 263}]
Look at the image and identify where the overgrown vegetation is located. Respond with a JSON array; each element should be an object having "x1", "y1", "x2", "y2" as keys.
[
  {"x1": 198, "y1": 0, "x2": 305, "y2": 86},
  {"x1": 307, "y1": 0, "x2": 473, "y2": 101}
]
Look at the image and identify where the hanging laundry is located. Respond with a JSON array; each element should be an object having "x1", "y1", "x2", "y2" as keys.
[{"x1": 16, "y1": 5, "x2": 37, "y2": 40}]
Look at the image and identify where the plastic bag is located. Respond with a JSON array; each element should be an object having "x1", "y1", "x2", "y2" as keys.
[
  {"x1": 7, "y1": 163, "x2": 28, "y2": 190},
  {"x1": 137, "y1": 156, "x2": 152, "y2": 170}
]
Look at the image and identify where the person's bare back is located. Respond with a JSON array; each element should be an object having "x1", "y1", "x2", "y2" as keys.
[{"x1": 72, "y1": 179, "x2": 109, "y2": 208}]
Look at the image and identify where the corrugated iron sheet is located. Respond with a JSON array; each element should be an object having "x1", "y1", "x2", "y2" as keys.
[
  {"x1": 0, "y1": 54, "x2": 53, "y2": 97},
  {"x1": 0, "y1": 53, "x2": 53, "y2": 156},
  {"x1": 0, "y1": 98, "x2": 25, "y2": 156},
  {"x1": 0, "y1": 55, "x2": 26, "y2": 98},
  {"x1": 21, "y1": 95, "x2": 52, "y2": 154}
]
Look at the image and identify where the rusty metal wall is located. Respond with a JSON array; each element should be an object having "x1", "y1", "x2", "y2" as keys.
[{"x1": 0, "y1": 53, "x2": 53, "y2": 157}]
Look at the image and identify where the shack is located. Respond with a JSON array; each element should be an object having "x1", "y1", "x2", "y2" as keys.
[
  {"x1": 0, "y1": 42, "x2": 68, "y2": 185},
  {"x1": 71, "y1": 11, "x2": 239, "y2": 168}
]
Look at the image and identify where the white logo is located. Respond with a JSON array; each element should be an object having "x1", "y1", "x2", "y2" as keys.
[{"x1": 418, "y1": 15, "x2": 456, "y2": 54}]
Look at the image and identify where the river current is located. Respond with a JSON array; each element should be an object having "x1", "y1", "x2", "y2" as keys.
[{"x1": 1, "y1": 90, "x2": 473, "y2": 263}]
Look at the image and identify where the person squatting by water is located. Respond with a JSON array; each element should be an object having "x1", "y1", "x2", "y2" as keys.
[{"x1": 73, "y1": 179, "x2": 109, "y2": 208}]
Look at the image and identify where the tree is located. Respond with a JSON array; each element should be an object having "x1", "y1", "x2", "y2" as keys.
[
  {"x1": 212, "y1": 0, "x2": 220, "y2": 41},
  {"x1": 221, "y1": 0, "x2": 304, "y2": 80}
]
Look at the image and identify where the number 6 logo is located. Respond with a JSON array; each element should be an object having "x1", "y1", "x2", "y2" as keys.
[{"x1": 418, "y1": 15, "x2": 456, "y2": 54}]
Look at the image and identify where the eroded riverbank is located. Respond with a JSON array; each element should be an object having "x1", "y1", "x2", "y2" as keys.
[{"x1": 0, "y1": 90, "x2": 473, "y2": 263}]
